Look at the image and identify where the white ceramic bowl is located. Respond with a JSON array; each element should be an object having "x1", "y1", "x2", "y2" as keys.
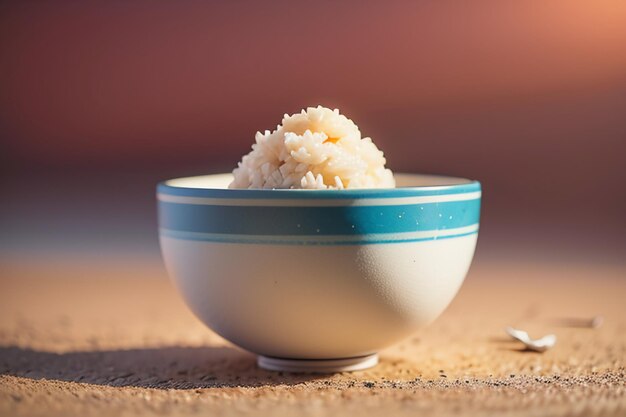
[{"x1": 158, "y1": 173, "x2": 481, "y2": 372}]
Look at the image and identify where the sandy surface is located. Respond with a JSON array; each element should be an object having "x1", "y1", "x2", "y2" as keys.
[{"x1": 0, "y1": 257, "x2": 624, "y2": 417}]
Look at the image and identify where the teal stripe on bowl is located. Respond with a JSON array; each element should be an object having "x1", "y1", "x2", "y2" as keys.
[
  {"x1": 158, "y1": 198, "x2": 481, "y2": 236},
  {"x1": 159, "y1": 228, "x2": 479, "y2": 245}
]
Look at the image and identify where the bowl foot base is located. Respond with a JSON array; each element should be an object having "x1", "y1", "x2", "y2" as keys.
[{"x1": 257, "y1": 353, "x2": 378, "y2": 373}]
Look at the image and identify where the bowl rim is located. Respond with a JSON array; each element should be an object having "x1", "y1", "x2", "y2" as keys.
[{"x1": 157, "y1": 172, "x2": 481, "y2": 199}]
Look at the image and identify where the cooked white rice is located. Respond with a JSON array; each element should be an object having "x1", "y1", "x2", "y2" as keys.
[{"x1": 229, "y1": 106, "x2": 395, "y2": 189}]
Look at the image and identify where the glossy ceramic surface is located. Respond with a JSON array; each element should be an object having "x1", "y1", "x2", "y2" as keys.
[{"x1": 158, "y1": 173, "x2": 481, "y2": 369}]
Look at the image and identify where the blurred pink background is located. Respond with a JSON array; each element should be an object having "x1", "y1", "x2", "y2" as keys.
[{"x1": 1, "y1": 1, "x2": 625, "y2": 263}]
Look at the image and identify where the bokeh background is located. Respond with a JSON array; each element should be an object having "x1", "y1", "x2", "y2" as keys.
[{"x1": 1, "y1": 0, "x2": 625, "y2": 265}]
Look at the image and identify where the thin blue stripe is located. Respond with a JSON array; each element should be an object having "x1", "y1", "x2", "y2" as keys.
[
  {"x1": 160, "y1": 229, "x2": 478, "y2": 245},
  {"x1": 158, "y1": 199, "x2": 480, "y2": 235},
  {"x1": 157, "y1": 181, "x2": 481, "y2": 199}
]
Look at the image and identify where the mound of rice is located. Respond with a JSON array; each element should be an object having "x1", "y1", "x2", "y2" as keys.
[{"x1": 229, "y1": 106, "x2": 395, "y2": 189}]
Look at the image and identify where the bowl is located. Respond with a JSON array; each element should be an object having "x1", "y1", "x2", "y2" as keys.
[{"x1": 158, "y1": 173, "x2": 481, "y2": 372}]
